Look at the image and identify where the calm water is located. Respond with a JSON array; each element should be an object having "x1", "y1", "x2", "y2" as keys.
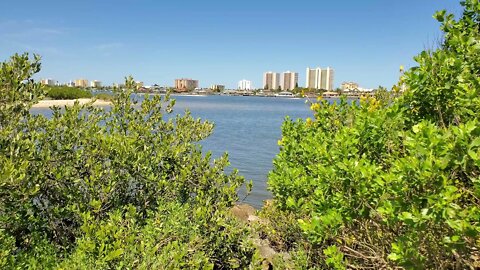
[
  {"x1": 32, "y1": 95, "x2": 315, "y2": 208},
  {"x1": 173, "y1": 95, "x2": 313, "y2": 207}
]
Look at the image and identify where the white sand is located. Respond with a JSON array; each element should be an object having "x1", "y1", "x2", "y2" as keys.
[{"x1": 32, "y1": 99, "x2": 111, "y2": 108}]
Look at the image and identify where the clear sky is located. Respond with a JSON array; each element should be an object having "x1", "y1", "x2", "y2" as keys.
[{"x1": 0, "y1": 0, "x2": 462, "y2": 89}]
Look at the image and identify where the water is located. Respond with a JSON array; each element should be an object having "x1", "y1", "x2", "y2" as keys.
[
  {"x1": 172, "y1": 95, "x2": 313, "y2": 207},
  {"x1": 31, "y1": 95, "x2": 315, "y2": 208}
]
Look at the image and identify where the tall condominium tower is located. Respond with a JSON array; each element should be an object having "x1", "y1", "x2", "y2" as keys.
[
  {"x1": 281, "y1": 71, "x2": 299, "y2": 91},
  {"x1": 306, "y1": 67, "x2": 335, "y2": 90},
  {"x1": 263, "y1": 72, "x2": 280, "y2": 90},
  {"x1": 90, "y1": 80, "x2": 102, "y2": 88},
  {"x1": 75, "y1": 79, "x2": 89, "y2": 88},
  {"x1": 238, "y1": 79, "x2": 252, "y2": 90},
  {"x1": 40, "y1": 78, "x2": 56, "y2": 86},
  {"x1": 175, "y1": 78, "x2": 199, "y2": 91}
]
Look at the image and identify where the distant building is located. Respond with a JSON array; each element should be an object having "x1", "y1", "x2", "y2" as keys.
[
  {"x1": 281, "y1": 71, "x2": 299, "y2": 91},
  {"x1": 341, "y1": 82, "x2": 359, "y2": 91},
  {"x1": 263, "y1": 72, "x2": 280, "y2": 90},
  {"x1": 90, "y1": 80, "x2": 102, "y2": 88},
  {"x1": 210, "y1": 84, "x2": 225, "y2": 91},
  {"x1": 67, "y1": 80, "x2": 75, "y2": 87},
  {"x1": 306, "y1": 67, "x2": 334, "y2": 91},
  {"x1": 175, "y1": 78, "x2": 199, "y2": 91},
  {"x1": 135, "y1": 81, "x2": 144, "y2": 89},
  {"x1": 357, "y1": 87, "x2": 374, "y2": 92},
  {"x1": 75, "y1": 79, "x2": 89, "y2": 88},
  {"x1": 40, "y1": 78, "x2": 56, "y2": 86},
  {"x1": 238, "y1": 80, "x2": 252, "y2": 90},
  {"x1": 113, "y1": 83, "x2": 125, "y2": 89}
]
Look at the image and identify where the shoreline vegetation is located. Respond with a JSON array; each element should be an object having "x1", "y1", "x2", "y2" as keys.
[
  {"x1": 1, "y1": 1, "x2": 480, "y2": 269},
  {"x1": 32, "y1": 98, "x2": 112, "y2": 108},
  {"x1": 31, "y1": 92, "x2": 357, "y2": 109}
]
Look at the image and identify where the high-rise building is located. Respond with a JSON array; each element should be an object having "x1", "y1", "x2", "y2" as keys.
[
  {"x1": 281, "y1": 71, "x2": 299, "y2": 91},
  {"x1": 306, "y1": 67, "x2": 334, "y2": 90},
  {"x1": 175, "y1": 78, "x2": 199, "y2": 91},
  {"x1": 238, "y1": 80, "x2": 252, "y2": 90},
  {"x1": 263, "y1": 72, "x2": 280, "y2": 90},
  {"x1": 210, "y1": 84, "x2": 225, "y2": 91},
  {"x1": 75, "y1": 79, "x2": 89, "y2": 88},
  {"x1": 90, "y1": 80, "x2": 102, "y2": 88},
  {"x1": 40, "y1": 78, "x2": 56, "y2": 86}
]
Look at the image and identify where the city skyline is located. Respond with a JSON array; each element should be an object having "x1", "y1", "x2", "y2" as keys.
[{"x1": 0, "y1": 0, "x2": 462, "y2": 89}]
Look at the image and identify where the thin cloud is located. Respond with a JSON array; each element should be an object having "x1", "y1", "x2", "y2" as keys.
[
  {"x1": 3, "y1": 28, "x2": 64, "y2": 39},
  {"x1": 31, "y1": 27, "x2": 64, "y2": 35},
  {"x1": 0, "y1": 20, "x2": 66, "y2": 42},
  {"x1": 95, "y1": 42, "x2": 124, "y2": 51}
]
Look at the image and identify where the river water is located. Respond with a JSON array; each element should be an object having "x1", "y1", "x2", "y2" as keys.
[
  {"x1": 173, "y1": 95, "x2": 313, "y2": 207},
  {"x1": 32, "y1": 95, "x2": 315, "y2": 208}
]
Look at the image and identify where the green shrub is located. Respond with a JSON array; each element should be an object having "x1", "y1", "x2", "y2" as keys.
[
  {"x1": 266, "y1": 1, "x2": 480, "y2": 269},
  {"x1": 46, "y1": 86, "x2": 92, "y2": 99},
  {"x1": 400, "y1": 0, "x2": 480, "y2": 127},
  {"x1": 0, "y1": 53, "x2": 44, "y2": 129},
  {"x1": 0, "y1": 55, "x2": 258, "y2": 268},
  {"x1": 59, "y1": 202, "x2": 255, "y2": 269},
  {"x1": 94, "y1": 93, "x2": 114, "y2": 101}
]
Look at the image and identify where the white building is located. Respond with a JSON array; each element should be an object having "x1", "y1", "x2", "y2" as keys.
[
  {"x1": 281, "y1": 71, "x2": 299, "y2": 91},
  {"x1": 306, "y1": 67, "x2": 335, "y2": 91},
  {"x1": 238, "y1": 79, "x2": 252, "y2": 90},
  {"x1": 40, "y1": 78, "x2": 56, "y2": 86},
  {"x1": 263, "y1": 72, "x2": 280, "y2": 90},
  {"x1": 90, "y1": 80, "x2": 102, "y2": 88}
]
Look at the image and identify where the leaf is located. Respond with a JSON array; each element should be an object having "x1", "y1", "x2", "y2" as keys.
[
  {"x1": 388, "y1": 252, "x2": 401, "y2": 261},
  {"x1": 468, "y1": 149, "x2": 478, "y2": 160},
  {"x1": 412, "y1": 124, "x2": 421, "y2": 134},
  {"x1": 105, "y1": 248, "x2": 124, "y2": 262}
]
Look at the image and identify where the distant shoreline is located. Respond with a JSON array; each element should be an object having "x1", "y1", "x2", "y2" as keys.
[{"x1": 32, "y1": 99, "x2": 111, "y2": 108}]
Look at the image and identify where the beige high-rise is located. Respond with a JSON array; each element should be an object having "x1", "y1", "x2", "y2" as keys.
[
  {"x1": 175, "y1": 78, "x2": 199, "y2": 91},
  {"x1": 75, "y1": 79, "x2": 89, "y2": 88},
  {"x1": 281, "y1": 71, "x2": 298, "y2": 91},
  {"x1": 40, "y1": 79, "x2": 56, "y2": 86},
  {"x1": 306, "y1": 67, "x2": 334, "y2": 90},
  {"x1": 263, "y1": 72, "x2": 280, "y2": 90}
]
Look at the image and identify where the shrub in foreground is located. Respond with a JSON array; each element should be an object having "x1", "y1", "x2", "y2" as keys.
[
  {"x1": 0, "y1": 54, "x2": 258, "y2": 268},
  {"x1": 266, "y1": 1, "x2": 480, "y2": 269}
]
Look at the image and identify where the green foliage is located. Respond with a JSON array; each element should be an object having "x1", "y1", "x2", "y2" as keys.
[
  {"x1": 59, "y1": 202, "x2": 255, "y2": 269},
  {"x1": 269, "y1": 97, "x2": 480, "y2": 269},
  {"x1": 45, "y1": 86, "x2": 92, "y2": 99},
  {"x1": 266, "y1": 1, "x2": 480, "y2": 269},
  {"x1": 400, "y1": 0, "x2": 480, "y2": 127},
  {"x1": 94, "y1": 93, "x2": 114, "y2": 101},
  {"x1": 0, "y1": 53, "x2": 44, "y2": 128},
  {"x1": 0, "y1": 55, "x2": 257, "y2": 268}
]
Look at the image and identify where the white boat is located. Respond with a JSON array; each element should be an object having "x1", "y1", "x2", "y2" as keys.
[{"x1": 275, "y1": 91, "x2": 295, "y2": 97}]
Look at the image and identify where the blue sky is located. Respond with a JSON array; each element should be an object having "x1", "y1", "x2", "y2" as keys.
[{"x1": 0, "y1": 0, "x2": 462, "y2": 89}]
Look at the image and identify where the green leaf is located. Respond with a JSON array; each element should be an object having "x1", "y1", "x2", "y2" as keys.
[{"x1": 105, "y1": 249, "x2": 124, "y2": 261}]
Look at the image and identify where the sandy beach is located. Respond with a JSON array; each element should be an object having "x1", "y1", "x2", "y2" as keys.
[{"x1": 32, "y1": 99, "x2": 111, "y2": 108}]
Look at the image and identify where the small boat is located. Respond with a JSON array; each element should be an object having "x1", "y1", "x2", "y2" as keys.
[{"x1": 275, "y1": 91, "x2": 295, "y2": 97}]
